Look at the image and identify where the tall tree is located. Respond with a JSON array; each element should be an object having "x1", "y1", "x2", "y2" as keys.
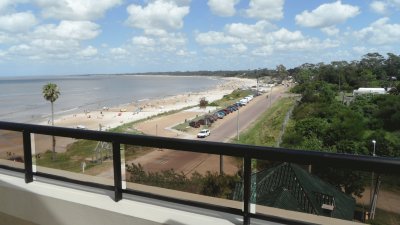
[
  {"x1": 384, "y1": 53, "x2": 400, "y2": 80},
  {"x1": 42, "y1": 83, "x2": 60, "y2": 159},
  {"x1": 276, "y1": 64, "x2": 288, "y2": 80}
]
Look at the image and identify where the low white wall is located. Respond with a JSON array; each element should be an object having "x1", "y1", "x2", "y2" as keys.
[{"x1": 0, "y1": 172, "x2": 238, "y2": 225}]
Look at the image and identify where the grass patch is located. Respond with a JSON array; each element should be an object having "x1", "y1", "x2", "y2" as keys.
[
  {"x1": 233, "y1": 96, "x2": 297, "y2": 147},
  {"x1": 36, "y1": 140, "x2": 155, "y2": 173},
  {"x1": 36, "y1": 139, "x2": 98, "y2": 173},
  {"x1": 210, "y1": 89, "x2": 253, "y2": 107},
  {"x1": 173, "y1": 121, "x2": 191, "y2": 132}
]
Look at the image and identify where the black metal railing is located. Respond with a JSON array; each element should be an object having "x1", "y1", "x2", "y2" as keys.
[{"x1": 0, "y1": 121, "x2": 400, "y2": 225}]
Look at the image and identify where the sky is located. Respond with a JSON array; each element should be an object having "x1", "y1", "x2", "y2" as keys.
[{"x1": 0, "y1": 0, "x2": 399, "y2": 76}]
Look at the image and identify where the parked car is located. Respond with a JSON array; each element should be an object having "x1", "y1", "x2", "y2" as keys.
[
  {"x1": 210, "y1": 114, "x2": 219, "y2": 121},
  {"x1": 236, "y1": 102, "x2": 244, "y2": 107},
  {"x1": 215, "y1": 112, "x2": 225, "y2": 119},
  {"x1": 197, "y1": 129, "x2": 211, "y2": 138},
  {"x1": 222, "y1": 109, "x2": 230, "y2": 114},
  {"x1": 205, "y1": 116, "x2": 215, "y2": 123},
  {"x1": 230, "y1": 105, "x2": 238, "y2": 111},
  {"x1": 239, "y1": 99, "x2": 248, "y2": 105},
  {"x1": 198, "y1": 118, "x2": 213, "y2": 125}
]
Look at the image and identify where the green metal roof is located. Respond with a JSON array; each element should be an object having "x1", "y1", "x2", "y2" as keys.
[{"x1": 232, "y1": 163, "x2": 356, "y2": 220}]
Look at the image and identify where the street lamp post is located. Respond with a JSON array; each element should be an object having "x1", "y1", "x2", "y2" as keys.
[
  {"x1": 237, "y1": 108, "x2": 240, "y2": 141},
  {"x1": 370, "y1": 140, "x2": 376, "y2": 218}
]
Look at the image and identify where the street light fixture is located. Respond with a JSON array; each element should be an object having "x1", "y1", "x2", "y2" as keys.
[
  {"x1": 372, "y1": 140, "x2": 376, "y2": 156},
  {"x1": 237, "y1": 108, "x2": 240, "y2": 141}
]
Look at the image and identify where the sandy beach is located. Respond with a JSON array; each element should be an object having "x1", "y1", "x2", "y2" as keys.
[{"x1": 52, "y1": 77, "x2": 256, "y2": 131}]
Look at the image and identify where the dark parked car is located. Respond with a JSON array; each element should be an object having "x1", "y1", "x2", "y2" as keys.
[
  {"x1": 198, "y1": 118, "x2": 213, "y2": 125},
  {"x1": 218, "y1": 110, "x2": 226, "y2": 116},
  {"x1": 226, "y1": 107, "x2": 234, "y2": 113},
  {"x1": 215, "y1": 112, "x2": 224, "y2": 119},
  {"x1": 210, "y1": 114, "x2": 219, "y2": 121},
  {"x1": 229, "y1": 105, "x2": 238, "y2": 111},
  {"x1": 205, "y1": 116, "x2": 215, "y2": 123},
  {"x1": 222, "y1": 109, "x2": 230, "y2": 114}
]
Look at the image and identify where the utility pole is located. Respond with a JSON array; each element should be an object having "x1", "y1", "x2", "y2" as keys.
[
  {"x1": 237, "y1": 108, "x2": 240, "y2": 141},
  {"x1": 369, "y1": 140, "x2": 379, "y2": 220}
]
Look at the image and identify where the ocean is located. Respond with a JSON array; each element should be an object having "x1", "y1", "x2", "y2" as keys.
[{"x1": 0, "y1": 75, "x2": 221, "y2": 123}]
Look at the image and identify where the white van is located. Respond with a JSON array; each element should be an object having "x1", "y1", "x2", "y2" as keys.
[{"x1": 240, "y1": 98, "x2": 248, "y2": 105}]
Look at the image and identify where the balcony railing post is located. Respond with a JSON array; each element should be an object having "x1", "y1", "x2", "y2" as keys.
[
  {"x1": 243, "y1": 155, "x2": 251, "y2": 225},
  {"x1": 112, "y1": 141, "x2": 122, "y2": 202},
  {"x1": 23, "y1": 131, "x2": 33, "y2": 183}
]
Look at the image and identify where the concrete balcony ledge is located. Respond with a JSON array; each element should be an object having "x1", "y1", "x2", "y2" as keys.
[{"x1": 0, "y1": 171, "x2": 244, "y2": 225}]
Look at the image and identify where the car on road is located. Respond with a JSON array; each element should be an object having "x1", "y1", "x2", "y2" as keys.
[
  {"x1": 239, "y1": 98, "x2": 248, "y2": 105},
  {"x1": 197, "y1": 129, "x2": 210, "y2": 138},
  {"x1": 76, "y1": 125, "x2": 86, "y2": 129}
]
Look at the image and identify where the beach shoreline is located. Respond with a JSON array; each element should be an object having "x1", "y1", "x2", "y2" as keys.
[{"x1": 49, "y1": 77, "x2": 256, "y2": 131}]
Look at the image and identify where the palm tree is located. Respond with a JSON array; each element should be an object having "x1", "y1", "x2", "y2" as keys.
[{"x1": 42, "y1": 83, "x2": 60, "y2": 159}]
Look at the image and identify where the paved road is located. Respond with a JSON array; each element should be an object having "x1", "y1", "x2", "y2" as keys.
[{"x1": 205, "y1": 85, "x2": 287, "y2": 142}]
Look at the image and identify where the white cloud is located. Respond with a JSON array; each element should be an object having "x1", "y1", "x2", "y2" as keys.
[
  {"x1": 295, "y1": 1, "x2": 360, "y2": 28},
  {"x1": 176, "y1": 49, "x2": 195, "y2": 56},
  {"x1": 8, "y1": 44, "x2": 34, "y2": 56},
  {"x1": 125, "y1": 0, "x2": 190, "y2": 35},
  {"x1": 321, "y1": 26, "x2": 339, "y2": 36},
  {"x1": 252, "y1": 45, "x2": 273, "y2": 56},
  {"x1": 273, "y1": 37, "x2": 339, "y2": 51},
  {"x1": 195, "y1": 31, "x2": 240, "y2": 45},
  {"x1": 77, "y1": 45, "x2": 98, "y2": 58},
  {"x1": 30, "y1": 39, "x2": 80, "y2": 53},
  {"x1": 389, "y1": 0, "x2": 400, "y2": 8},
  {"x1": 158, "y1": 33, "x2": 186, "y2": 51},
  {"x1": 208, "y1": 0, "x2": 239, "y2": 17},
  {"x1": 4, "y1": 20, "x2": 100, "y2": 60},
  {"x1": 35, "y1": 0, "x2": 122, "y2": 20},
  {"x1": 225, "y1": 20, "x2": 273, "y2": 42},
  {"x1": 353, "y1": 46, "x2": 368, "y2": 54},
  {"x1": 131, "y1": 33, "x2": 187, "y2": 53},
  {"x1": 0, "y1": 12, "x2": 37, "y2": 32},
  {"x1": 231, "y1": 43, "x2": 247, "y2": 53},
  {"x1": 246, "y1": 0, "x2": 284, "y2": 21},
  {"x1": 0, "y1": 0, "x2": 28, "y2": 13},
  {"x1": 271, "y1": 28, "x2": 304, "y2": 43},
  {"x1": 33, "y1": 20, "x2": 101, "y2": 40},
  {"x1": 132, "y1": 36, "x2": 156, "y2": 47},
  {"x1": 370, "y1": 1, "x2": 387, "y2": 14},
  {"x1": 110, "y1": 47, "x2": 129, "y2": 56},
  {"x1": 353, "y1": 17, "x2": 400, "y2": 45},
  {"x1": 197, "y1": 26, "x2": 339, "y2": 58},
  {"x1": 0, "y1": 0, "x2": 13, "y2": 12},
  {"x1": 0, "y1": 32, "x2": 13, "y2": 43},
  {"x1": 0, "y1": 50, "x2": 6, "y2": 58},
  {"x1": 203, "y1": 47, "x2": 222, "y2": 55}
]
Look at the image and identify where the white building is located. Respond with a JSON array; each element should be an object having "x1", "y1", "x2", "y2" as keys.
[{"x1": 353, "y1": 88, "x2": 387, "y2": 96}]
